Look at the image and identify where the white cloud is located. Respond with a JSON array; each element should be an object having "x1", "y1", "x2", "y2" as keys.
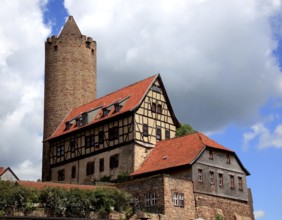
[
  {"x1": 243, "y1": 121, "x2": 282, "y2": 149},
  {"x1": 0, "y1": 0, "x2": 50, "y2": 180},
  {"x1": 64, "y1": 0, "x2": 282, "y2": 132},
  {"x1": 254, "y1": 210, "x2": 266, "y2": 219}
]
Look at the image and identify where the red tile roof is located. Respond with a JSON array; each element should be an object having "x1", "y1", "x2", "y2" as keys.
[
  {"x1": 17, "y1": 180, "x2": 113, "y2": 190},
  {"x1": 0, "y1": 167, "x2": 5, "y2": 176},
  {"x1": 47, "y1": 75, "x2": 158, "y2": 140},
  {"x1": 132, "y1": 132, "x2": 235, "y2": 176}
]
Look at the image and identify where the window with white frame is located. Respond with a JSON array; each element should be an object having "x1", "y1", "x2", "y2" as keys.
[
  {"x1": 145, "y1": 194, "x2": 150, "y2": 207},
  {"x1": 173, "y1": 192, "x2": 179, "y2": 206},
  {"x1": 151, "y1": 193, "x2": 157, "y2": 206}
]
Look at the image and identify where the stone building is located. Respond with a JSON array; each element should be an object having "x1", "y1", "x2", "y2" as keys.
[{"x1": 42, "y1": 16, "x2": 254, "y2": 219}]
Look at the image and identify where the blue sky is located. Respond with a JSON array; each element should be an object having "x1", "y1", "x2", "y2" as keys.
[{"x1": 0, "y1": 0, "x2": 281, "y2": 219}]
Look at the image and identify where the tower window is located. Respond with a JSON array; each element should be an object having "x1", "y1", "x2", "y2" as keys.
[
  {"x1": 91, "y1": 49, "x2": 94, "y2": 55},
  {"x1": 54, "y1": 45, "x2": 58, "y2": 51}
]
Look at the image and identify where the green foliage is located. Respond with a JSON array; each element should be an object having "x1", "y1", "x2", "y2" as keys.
[
  {"x1": 99, "y1": 175, "x2": 112, "y2": 182},
  {"x1": 117, "y1": 172, "x2": 131, "y2": 183},
  {"x1": 176, "y1": 123, "x2": 196, "y2": 137},
  {"x1": 0, "y1": 180, "x2": 132, "y2": 218},
  {"x1": 216, "y1": 213, "x2": 224, "y2": 220},
  {"x1": 65, "y1": 189, "x2": 90, "y2": 217},
  {"x1": 39, "y1": 187, "x2": 67, "y2": 217}
]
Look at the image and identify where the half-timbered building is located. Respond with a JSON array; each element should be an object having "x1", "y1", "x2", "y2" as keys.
[{"x1": 45, "y1": 74, "x2": 180, "y2": 183}]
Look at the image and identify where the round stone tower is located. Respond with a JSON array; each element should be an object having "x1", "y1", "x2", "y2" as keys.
[{"x1": 42, "y1": 16, "x2": 97, "y2": 181}]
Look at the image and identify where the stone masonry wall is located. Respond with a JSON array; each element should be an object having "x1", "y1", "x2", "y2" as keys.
[{"x1": 195, "y1": 192, "x2": 254, "y2": 220}]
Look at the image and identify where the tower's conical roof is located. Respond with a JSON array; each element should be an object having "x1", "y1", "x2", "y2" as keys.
[{"x1": 59, "y1": 16, "x2": 81, "y2": 38}]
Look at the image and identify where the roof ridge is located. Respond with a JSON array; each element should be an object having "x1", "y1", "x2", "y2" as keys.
[{"x1": 71, "y1": 74, "x2": 158, "y2": 111}]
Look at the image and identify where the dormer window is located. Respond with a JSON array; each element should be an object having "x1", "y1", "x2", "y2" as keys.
[
  {"x1": 102, "y1": 108, "x2": 110, "y2": 117},
  {"x1": 76, "y1": 117, "x2": 82, "y2": 127},
  {"x1": 80, "y1": 113, "x2": 88, "y2": 126},
  {"x1": 114, "y1": 103, "x2": 122, "y2": 113},
  {"x1": 65, "y1": 122, "x2": 72, "y2": 130}
]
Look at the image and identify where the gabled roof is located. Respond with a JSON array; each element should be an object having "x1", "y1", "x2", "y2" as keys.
[
  {"x1": 17, "y1": 180, "x2": 112, "y2": 190},
  {"x1": 132, "y1": 132, "x2": 249, "y2": 176},
  {"x1": 0, "y1": 167, "x2": 19, "y2": 180},
  {"x1": 47, "y1": 74, "x2": 179, "y2": 140}
]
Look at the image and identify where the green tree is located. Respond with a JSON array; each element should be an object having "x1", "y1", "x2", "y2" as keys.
[
  {"x1": 39, "y1": 187, "x2": 68, "y2": 217},
  {"x1": 176, "y1": 123, "x2": 196, "y2": 137}
]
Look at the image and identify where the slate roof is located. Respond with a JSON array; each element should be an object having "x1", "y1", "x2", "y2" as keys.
[
  {"x1": 132, "y1": 132, "x2": 249, "y2": 176},
  {"x1": 47, "y1": 74, "x2": 179, "y2": 140},
  {"x1": 17, "y1": 180, "x2": 113, "y2": 190}
]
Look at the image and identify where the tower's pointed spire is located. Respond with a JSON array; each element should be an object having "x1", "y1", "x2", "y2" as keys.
[{"x1": 59, "y1": 16, "x2": 81, "y2": 38}]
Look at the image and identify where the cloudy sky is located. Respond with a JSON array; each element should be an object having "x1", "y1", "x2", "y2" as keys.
[{"x1": 0, "y1": 0, "x2": 281, "y2": 219}]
